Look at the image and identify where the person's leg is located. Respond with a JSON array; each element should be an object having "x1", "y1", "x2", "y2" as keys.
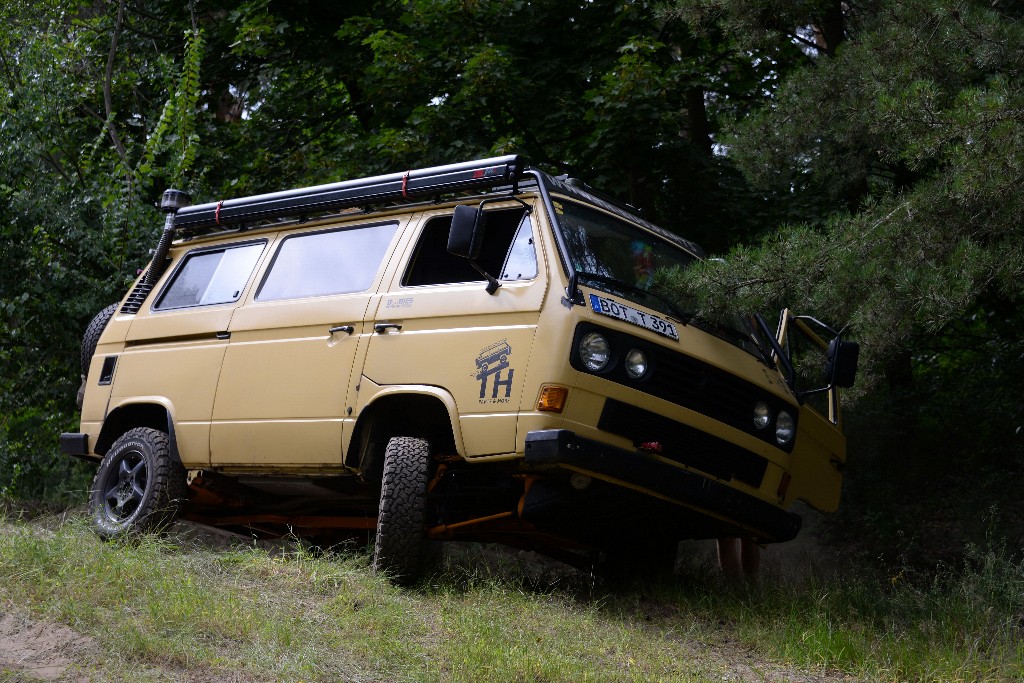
[
  {"x1": 717, "y1": 537, "x2": 741, "y2": 578},
  {"x1": 740, "y1": 537, "x2": 761, "y2": 580}
]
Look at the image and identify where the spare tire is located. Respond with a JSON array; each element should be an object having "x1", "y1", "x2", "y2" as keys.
[{"x1": 81, "y1": 303, "x2": 119, "y2": 377}]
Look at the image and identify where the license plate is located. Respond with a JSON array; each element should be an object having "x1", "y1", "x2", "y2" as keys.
[{"x1": 589, "y1": 294, "x2": 679, "y2": 341}]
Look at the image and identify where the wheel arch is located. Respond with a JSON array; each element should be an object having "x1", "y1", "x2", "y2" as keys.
[
  {"x1": 96, "y1": 401, "x2": 181, "y2": 465},
  {"x1": 346, "y1": 386, "x2": 462, "y2": 484}
]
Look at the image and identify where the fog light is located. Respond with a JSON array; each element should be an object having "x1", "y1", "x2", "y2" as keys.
[
  {"x1": 624, "y1": 348, "x2": 648, "y2": 379},
  {"x1": 776, "y1": 410, "x2": 795, "y2": 446},
  {"x1": 579, "y1": 332, "x2": 611, "y2": 372}
]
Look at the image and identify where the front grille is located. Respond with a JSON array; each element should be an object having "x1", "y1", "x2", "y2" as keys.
[
  {"x1": 598, "y1": 399, "x2": 768, "y2": 488},
  {"x1": 571, "y1": 322, "x2": 797, "y2": 452},
  {"x1": 120, "y1": 281, "x2": 154, "y2": 314}
]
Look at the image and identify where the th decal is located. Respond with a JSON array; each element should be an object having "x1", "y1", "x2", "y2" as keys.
[{"x1": 474, "y1": 340, "x2": 514, "y2": 402}]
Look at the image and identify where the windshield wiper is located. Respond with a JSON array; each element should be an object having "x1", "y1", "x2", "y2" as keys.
[
  {"x1": 687, "y1": 313, "x2": 775, "y2": 367},
  {"x1": 576, "y1": 272, "x2": 691, "y2": 324}
]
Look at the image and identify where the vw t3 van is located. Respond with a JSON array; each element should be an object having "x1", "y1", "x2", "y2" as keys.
[{"x1": 62, "y1": 156, "x2": 857, "y2": 580}]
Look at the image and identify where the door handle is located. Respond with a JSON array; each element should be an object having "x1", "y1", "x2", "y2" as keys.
[
  {"x1": 328, "y1": 325, "x2": 355, "y2": 335},
  {"x1": 216, "y1": 331, "x2": 231, "y2": 340},
  {"x1": 374, "y1": 322, "x2": 402, "y2": 334}
]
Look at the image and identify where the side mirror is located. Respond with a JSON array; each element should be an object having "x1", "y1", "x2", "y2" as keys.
[
  {"x1": 448, "y1": 205, "x2": 485, "y2": 259},
  {"x1": 825, "y1": 338, "x2": 859, "y2": 389},
  {"x1": 448, "y1": 204, "x2": 501, "y2": 295}
]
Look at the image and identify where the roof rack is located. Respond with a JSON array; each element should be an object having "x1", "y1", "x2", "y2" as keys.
[{"x1": 173, "y1": 155, "x2": 525, "y2": 232}]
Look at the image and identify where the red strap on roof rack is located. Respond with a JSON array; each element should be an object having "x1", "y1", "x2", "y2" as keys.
[
  {"x1": 401, "y1": 171, "x2": 411, "y2": 198},
  {"x1": 215, "y1": 200, "x2": 224, "y2": 225}
]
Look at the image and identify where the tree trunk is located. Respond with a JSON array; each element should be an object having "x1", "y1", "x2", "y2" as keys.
[{"x1": 813, "y1": 0, "x2": 846, "y2": 57}]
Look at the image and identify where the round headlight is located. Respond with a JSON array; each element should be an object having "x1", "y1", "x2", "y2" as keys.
[
  {"x1": 775, "y1": 410, "x2": 795, "y2": 446},
  {"x1": 579, "y1": 332, "x2": 611, "y2": 372},
  {"x1": 624, "y1": 348, "x2": 648, "y2": 379},
  {"x1": 753, "y1": 401, "x2": 771, "y2": 430}
]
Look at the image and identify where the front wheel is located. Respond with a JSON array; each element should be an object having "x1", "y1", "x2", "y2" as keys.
[
  {"x1": 372, "y1": 436, "x2": 433, "y2": 582},
  {"x1": 89, "y1": 427, "x2": 187, "y2": 539}
]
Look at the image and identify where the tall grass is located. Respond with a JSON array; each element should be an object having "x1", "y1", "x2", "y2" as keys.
[{"x1": 0, "y1": 508, "x2": 1021, "y2": 682}]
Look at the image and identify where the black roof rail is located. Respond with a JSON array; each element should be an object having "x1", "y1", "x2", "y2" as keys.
[{"x1": 173, "y1": 155, "x2": 525, "y2": 232}]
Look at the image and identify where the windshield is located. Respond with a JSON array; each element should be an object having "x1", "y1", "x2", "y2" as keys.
[
  {"x1": 552, "y1": 198, "x2": 697, "y2": 317},
  {"x1": 551, "y1": 197, "x2": 773, "y2": 364}
]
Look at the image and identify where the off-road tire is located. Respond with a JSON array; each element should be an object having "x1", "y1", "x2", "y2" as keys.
[
  {"x1": 81, "y1": 303, "x2": 119, "y2": 376},
  {"x1": 89, "y1": 427, "x2": 188, "y2": 539},
  {"x1": 372, "y1": 436, "x2": 432, "y2": 582}
]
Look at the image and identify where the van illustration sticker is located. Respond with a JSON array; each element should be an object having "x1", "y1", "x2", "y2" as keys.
[{"x1": 475, "y1": 340, "x2": 514, "y2": 403}]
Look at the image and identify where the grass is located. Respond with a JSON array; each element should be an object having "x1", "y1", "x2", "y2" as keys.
[{"x1": 0, "y1": 507, "x2": 1021, "y2": 682}]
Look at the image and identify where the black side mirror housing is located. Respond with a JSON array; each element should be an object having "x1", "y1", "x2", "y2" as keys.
[
  {"x1": 825, "y1": 338, "x2": 859, "y2": 388},
  {"x1": 448, "y1": 204, "x2": 485, "y2": 259},
  {"x1": 447, "y1": 204, "x2": 500, "y2": 295}
]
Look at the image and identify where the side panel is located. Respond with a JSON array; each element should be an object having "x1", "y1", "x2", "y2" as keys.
[
  {"x1": 116, "y1": 303, "x2": 248, "y2": 467},
  {"x1": 79, "y1": 310, "x2": 135, "y2": 453},
  {"x1": 209, "y1": 220, "x2": 404, "y2": 466},
  {"x1": 209, "y1": 296, "x2": 371, "y2": 465}
]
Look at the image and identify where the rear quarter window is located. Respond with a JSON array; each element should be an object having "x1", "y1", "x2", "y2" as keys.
[{"x1": 154, "y1": 241, "x2": 265, "y2": 310}]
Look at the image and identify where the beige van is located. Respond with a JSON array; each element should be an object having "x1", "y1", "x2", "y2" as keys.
[{"x1": 62, "y1": 156, "x2": 858, "y2": 580}]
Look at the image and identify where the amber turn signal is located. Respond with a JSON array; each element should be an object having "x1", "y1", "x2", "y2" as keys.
[{"x1": 537, "y1": 385, "x2": 568, "y2": 413}]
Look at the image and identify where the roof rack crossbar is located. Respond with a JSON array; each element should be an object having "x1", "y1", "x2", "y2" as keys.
[{"x1": 173, "y1": 155, "x2": 523, "y2": 232}]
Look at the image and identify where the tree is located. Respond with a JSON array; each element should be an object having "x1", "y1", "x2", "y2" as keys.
[
  {"x1": 0, "y1": 0, "x2": 203, "y2": 496},
  {"x1": 661, "y1": 0, "x2": 1024, "y2": 560}
]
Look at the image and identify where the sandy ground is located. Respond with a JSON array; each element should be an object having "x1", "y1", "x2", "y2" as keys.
[{"x1": 0, "y1": 609, "x2": 95, "y2": 682}]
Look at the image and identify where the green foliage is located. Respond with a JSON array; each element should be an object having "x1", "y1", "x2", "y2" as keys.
[
  {"x1": 138, "y1": 29, "x2": 205, "y2": 186},
  {"x1": 654, "y1": 0, "x2": 1024, "y2": 561},
  {"x1": 0, "y1": 1, "x2": 202, "y2": 498}
]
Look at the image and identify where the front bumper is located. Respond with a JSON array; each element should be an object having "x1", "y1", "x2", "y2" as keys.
[{"x1": 523, "y1": 429, "x2": 800, "y2": 543}]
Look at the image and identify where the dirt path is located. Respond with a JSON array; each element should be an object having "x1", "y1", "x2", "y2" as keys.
[{"x1": 0, "y1": 609, "x2": 95, "y2": 682}]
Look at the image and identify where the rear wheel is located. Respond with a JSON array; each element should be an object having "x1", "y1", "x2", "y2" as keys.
[
  {"x1": 372, "y1": 436, "x2": 433, "y2": 582},
  {"x1": 89, "y1": 427, "x2": 187, "y2": 539}
]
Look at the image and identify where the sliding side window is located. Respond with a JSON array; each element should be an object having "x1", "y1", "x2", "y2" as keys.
[
  {"x1": 257, "y1": 221, "x2": 398, "y2": 301},
  {"x1": 154, "y1": 241, "x2": 265, "y2": 310}
]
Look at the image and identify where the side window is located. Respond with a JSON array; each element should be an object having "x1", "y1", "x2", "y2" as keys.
[
  {"x1": 257, "y1": 221, "x2": 398, "y2": 301},
  {"x1": 500, "y1": 214, "x2": 538, "y2": 281},
  {"x1": 155, "y1": 241, "x2": 265, "y2": 310},
  {"x1": 403, "y1": 207, "x2": 537, "y2": 287}
]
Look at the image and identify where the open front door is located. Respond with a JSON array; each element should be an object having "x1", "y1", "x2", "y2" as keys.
[{"x1": 776, "y1": 310, "x2": 848, "y2": 512}]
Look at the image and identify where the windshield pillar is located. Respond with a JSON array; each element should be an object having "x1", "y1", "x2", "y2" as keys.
[{"x1": 526, "y1": 169, "x2": 581, "y2": 305}]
